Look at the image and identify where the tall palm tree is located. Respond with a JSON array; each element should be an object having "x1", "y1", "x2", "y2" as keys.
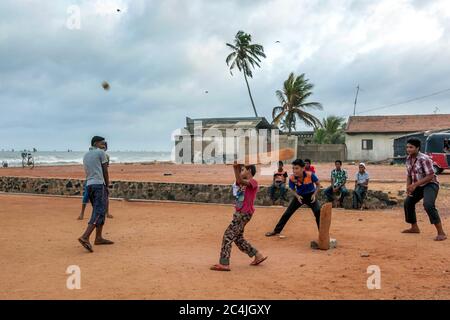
[
  {"x1": 313, "y1": 115, "x2": 346, "y2": 144},
  {"x1": 226, "y1": 31, "x2": 266, "y2": 117},
  {"x1": 272, "y1": 72, "x2": 322, "y2": 134}
]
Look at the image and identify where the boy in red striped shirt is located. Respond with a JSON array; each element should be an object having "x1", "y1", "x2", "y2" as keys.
[{"x1": 210, "y1": 164, "x2": 267, "y2": 271}]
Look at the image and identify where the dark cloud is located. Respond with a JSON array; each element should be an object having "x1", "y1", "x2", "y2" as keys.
[{"x1": 0, "y1": 0, "x2": 449, "y2": 150}]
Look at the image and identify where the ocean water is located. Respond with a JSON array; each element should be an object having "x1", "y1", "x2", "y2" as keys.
[{"x1": 0, "y1": 151, "x2": 172, "y2": 167}]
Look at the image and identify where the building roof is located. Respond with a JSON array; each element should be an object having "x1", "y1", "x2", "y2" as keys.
[
  {"x1": 185, "y1": 117, "x2": 277, "y2": 132},
  {"x1": 346, "y1": 114, "x2": 450, "y2": 134}
]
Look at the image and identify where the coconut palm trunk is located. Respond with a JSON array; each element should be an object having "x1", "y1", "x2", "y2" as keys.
[{"x1": 244, "y1": 72, "x2": 258, "y2": 117}]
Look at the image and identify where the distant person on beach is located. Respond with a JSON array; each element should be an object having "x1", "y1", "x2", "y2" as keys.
[
  {"x1": 324, "y1": 160, "x2": 349, "y2": 207},
  {"x1": 78, "y1": 141, "x2": 113, "y2": 220},
  {"x1": 352, "y1": 163, "x2": 369, "y2": 209},
  {"x1": 78, "y1": 136, "x2": 114, "y2": 252},
  {"x1": 265, "y1": 159, "x2": 321, "y2": 238},
  {"x1": 269, "y1": 161, "x2": 288, "y2": 205},
  {"x1": 402, "y1": 138, "x2": 446, "y2": 241},
  {"x1": 210, "y1": 164, "x2": 267, "y2": 271},
  {"x1": 304, "y1": 159, "x2": 316, "y2": 173}
]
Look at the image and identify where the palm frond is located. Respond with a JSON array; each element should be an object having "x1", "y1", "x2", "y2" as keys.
[
  {"x1": 293, "y1": 109, "x2": 322, "y2": 129},
  {"x1": 275, "y1": 90, "x2": 286, "y2": 105},
  {"x1": 272, "y1": 109, "x2": 286, "y2": 125},
  {"x1": 300, "y1": 102, "x2": 323, "y2": 110}
]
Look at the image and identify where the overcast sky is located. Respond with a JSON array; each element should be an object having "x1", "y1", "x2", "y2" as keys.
[{"x1": 1, "y1": 0, "x2": 450, "y2": 151}]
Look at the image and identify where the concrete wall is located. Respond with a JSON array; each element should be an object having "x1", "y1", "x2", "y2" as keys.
[
  {"x1": 345, "y1": 133, "x2": 402, "y2": 161},
  {"x1": 297, "y1": 144, "x2": 346, "y2": 162},
  {"x1": 0, "y1": 176, "x2": 399, "y2": 209}
]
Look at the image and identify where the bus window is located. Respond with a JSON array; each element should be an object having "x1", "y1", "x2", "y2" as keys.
[{"x1": 444, "y1": 139, "x2": 450, "y2": 153}]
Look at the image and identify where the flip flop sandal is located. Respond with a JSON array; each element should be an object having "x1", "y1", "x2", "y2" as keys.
[
  {"x1": 250, "y1": 256, "x2": 268, "y2": 266},
  {"x1": 210, "y1": 264, "x2": 230, "y2": 271},
  {"x1": 78, "y1": 238, "x2": 93, "y2": 252}
]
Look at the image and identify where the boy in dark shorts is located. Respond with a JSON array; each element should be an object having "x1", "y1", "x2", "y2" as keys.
[
  {"x1": 269, "y1": 161, "x2": 288, "y2": 204},
  {"x1": 78, "y1": 136, "x2": 114, "y2": 252},
  {"x1": 77, "y1": 142, "x2": 113, "y2": 220},
  {"x1": 77, "y1": 182, "x2": 90, "y2": 220},
  {"x1": 210, "y1": 164, "x2": 267, "y2": 271},
  {"x1": 265, "y1": 159, "x2": 321, "y2": 237}
]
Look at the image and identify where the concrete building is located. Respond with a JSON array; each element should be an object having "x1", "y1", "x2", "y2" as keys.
[
  {"x1": 345, "y1": 114, "x2": 450, "y2": 162},
  {"x1": 174, "y1": 117, "x2": 278, "y2": 163}
]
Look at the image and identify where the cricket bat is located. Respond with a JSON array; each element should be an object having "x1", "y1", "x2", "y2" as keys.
[
  {"x1": 232, "y1": 148, "x2": 295, "y2": 165},
  {"x1": 318, "y1": 203, "x2": 332, "y2": 250}
]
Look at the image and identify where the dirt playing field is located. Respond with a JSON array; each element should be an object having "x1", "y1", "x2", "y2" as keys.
[
  {"x1": 1, "y1": 193, "x2": 449, "y2": 300},
  {"x1": 2, "y1": 163, "x2": 449, "y2": 186}
]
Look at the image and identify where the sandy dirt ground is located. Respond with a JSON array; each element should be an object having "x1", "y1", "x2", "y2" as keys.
[
  {"x1": 2, "y1": 163, "x2": 449, "y2": 186},
  {"x1": 1, "y1": 193, "x2": 449, "y2": 300}
]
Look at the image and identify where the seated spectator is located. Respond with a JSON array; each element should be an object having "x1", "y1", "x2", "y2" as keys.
[
  {"x1": 269, "y1": 161, "x2": 288, "y2": 205},
  {"x1": 352, "y1": 163, "x2": 369, "y2": 209},
  {"x1": 324, "y1": 160, "x2": 349, "y2": 207},
  {"x1": 304, "y1": 159, "x2": 316, "y2": 173}
]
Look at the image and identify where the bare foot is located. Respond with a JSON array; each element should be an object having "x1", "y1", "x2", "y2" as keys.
[
  {"x1": 402, "y1": 227, "x2": 421, "y2": 234},
  {"x1": 434, "y1": 234, "x2": 447, "y2": 241},
  {"x1": 78, "y1": 238, "x2": 93, "y2": 252},
  {"x1": 107, "y1": 214, "x2": 114, "y2": 218},
  {"x1": 210, "y1": 264, "x2": 230, "y2": 271},
  {"x1": 77, "y1": 215, "x2": 84, "y2": 220}
]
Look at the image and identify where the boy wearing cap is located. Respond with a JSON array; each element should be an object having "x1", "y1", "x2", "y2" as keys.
[
  {"x1": 352, "y1": 163, "x2": 369, "y2": 209},
  {"x1": 78, "y1": 136, "x2": 114, "y2": 252}
]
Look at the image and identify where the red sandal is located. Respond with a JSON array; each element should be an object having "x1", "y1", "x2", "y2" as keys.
[{"x1": 250, "y1": 256, "x2": 268, "y2": 266}]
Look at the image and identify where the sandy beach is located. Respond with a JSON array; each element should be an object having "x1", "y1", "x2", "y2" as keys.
[
  {"x1": 1, "y1": 193, "x2": 449, "y2": 300},
  {"x1": 1, "y1": 163, "x2": 449, "y2": 185}
]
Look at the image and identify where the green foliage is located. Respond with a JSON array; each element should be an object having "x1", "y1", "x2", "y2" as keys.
[
  {"x1": 313, "y1": 115, "x2": 346, "y2": 144},
  {"x1": 272, "y1": 72, "x2": 322, "y2": 134}
]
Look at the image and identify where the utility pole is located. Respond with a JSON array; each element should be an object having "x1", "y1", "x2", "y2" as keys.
[{"x1": 353, "y1": 85, "x2": 360, "y2": 116}]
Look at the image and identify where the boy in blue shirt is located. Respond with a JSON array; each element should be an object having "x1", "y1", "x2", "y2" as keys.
[{"x1": 266, "y1": 159, "x2": 321, "y2": 237}]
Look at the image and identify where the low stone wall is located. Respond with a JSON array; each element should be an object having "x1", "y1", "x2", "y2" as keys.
[{"x1": 0, "y1": 176, "x2": 399, "y2": 209}]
